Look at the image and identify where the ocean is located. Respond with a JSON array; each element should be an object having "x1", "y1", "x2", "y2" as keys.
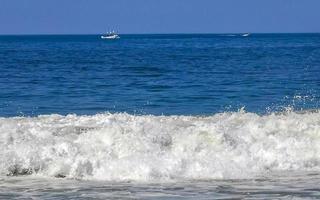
[{"x1": 0, "y1": 34, "x2": 320, "y2": 199}]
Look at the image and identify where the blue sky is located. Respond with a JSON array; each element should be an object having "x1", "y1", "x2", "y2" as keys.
[{"x1": 0, "y1": 0, "x2": 319, "y2": 34}]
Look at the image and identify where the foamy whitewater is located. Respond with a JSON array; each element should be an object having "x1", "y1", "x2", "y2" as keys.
[{"x1": 1, "y1": 110, "x2": 320, "y2": 182}]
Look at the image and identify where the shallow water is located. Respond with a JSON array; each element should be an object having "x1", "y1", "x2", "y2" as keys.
[{"x1": 1, "y1": 172, "x2": 320, "y2": 199}]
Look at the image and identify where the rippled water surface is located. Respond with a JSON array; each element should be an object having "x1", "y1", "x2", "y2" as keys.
[{"x1": 0, "y1": 34, "x2": 319, "y2": 116}]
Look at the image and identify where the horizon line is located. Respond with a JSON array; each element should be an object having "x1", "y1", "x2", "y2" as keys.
[{"x1": 1, "y1": 32, "x2": 320, "y2": 36}]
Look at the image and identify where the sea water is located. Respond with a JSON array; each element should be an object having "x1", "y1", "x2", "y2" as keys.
[{"x1": 0, "y1": 34, "x2": 320, "y2": 199}]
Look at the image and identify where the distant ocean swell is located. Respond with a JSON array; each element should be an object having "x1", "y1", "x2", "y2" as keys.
[{"x1": 1, "y1": 110, "x2": 320, "y2": 181}]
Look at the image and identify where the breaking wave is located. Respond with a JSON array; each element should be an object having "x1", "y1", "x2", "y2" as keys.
[{"x1": 1, "y1": 110, "x2": 320, "y2": 181}]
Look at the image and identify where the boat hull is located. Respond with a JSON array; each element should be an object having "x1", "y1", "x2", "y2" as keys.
[{"x1": 101, "y1": 35, "x2": 120, "y2": 39}]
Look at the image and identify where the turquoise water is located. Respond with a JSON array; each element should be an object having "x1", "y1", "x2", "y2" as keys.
[{"x1": 1, "y1": 34, "x2": 320, "y2": 199}]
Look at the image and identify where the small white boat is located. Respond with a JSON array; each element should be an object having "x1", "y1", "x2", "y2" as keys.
[
  {"x1": 101, "y1": 31, "x2": 120, "y2": 39},
  {"x1": 242, "y1": 33, "x2": 250, "y2": 37}
]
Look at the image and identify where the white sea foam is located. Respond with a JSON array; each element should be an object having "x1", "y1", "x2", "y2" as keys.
[{"x1": 1, "y1": 111, "x2": 320, "y2": 181}]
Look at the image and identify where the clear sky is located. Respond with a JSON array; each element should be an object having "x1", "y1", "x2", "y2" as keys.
[{"x1": 0, "y1": 0, "x2": 319, "y2": 34}]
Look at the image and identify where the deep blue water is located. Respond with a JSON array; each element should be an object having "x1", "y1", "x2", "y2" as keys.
[{"x1": 0, "y1": 34, "x2": 319, "y2": 116}]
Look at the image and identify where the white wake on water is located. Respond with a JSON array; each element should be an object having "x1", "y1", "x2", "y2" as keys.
[{"x1": 1, "y1": 111, "x2": 320, "y2": 181}]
